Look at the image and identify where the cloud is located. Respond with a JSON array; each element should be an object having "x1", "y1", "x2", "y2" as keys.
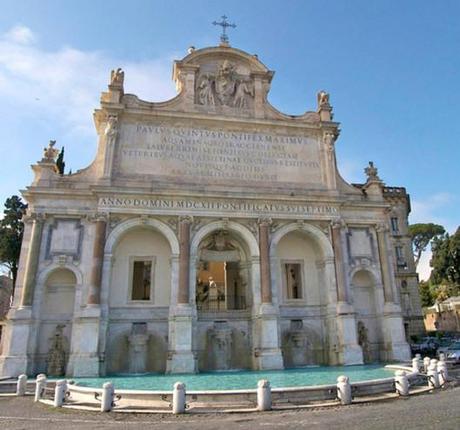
[
  {"x1": 410, "y1": 192, "x2": 456, "y2": 232},
  {"x1": 0, "y1": 25, "x2": 177, "y2": 138},
  {"x1": 4, "y1": 25, "x2": 36, "y2": 44}
]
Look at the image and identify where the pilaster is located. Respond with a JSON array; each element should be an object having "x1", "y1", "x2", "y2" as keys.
[
  {"x1": 167, "y1": 216, "x2": 196, "y2": 373},
  {"x1": 253, "y1": 218, "x2": 283, "y2": 370},
  {"x1": 376, "y1": 223, "x2": 411, "y2": 361},
  {"x1": 331, "y1": 219, "x2": 363, "y2": 365}
]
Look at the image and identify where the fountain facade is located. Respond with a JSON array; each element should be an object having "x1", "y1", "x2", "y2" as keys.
[
  {"x1": 127, "y1": 323, "x2": 149, "y2": 373},
  {"x1": 282, "y1": 320, "x2": 316, "y2": 368},
  {"x1": 47, "y1": 324, "x2": 68, "y2": 377},
  {"x1": 207, "y1": 321, "x2": 234, "y2": 370}
]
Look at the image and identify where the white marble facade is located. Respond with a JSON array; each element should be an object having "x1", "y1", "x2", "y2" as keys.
[{"x1": 0, "y1": 43, "x2": 421, "y2": 378}]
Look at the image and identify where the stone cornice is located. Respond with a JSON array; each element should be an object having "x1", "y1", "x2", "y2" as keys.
[{"x1": 96, "y1": 105, "x2": 330, "y2": 132}]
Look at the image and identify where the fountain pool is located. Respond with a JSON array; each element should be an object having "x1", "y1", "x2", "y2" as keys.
[{"x1": 74, "y1": 364, "x2": 393, "y2": 391}]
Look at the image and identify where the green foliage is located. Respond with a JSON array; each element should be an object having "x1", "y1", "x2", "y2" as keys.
[
  {"x1": 409, "y1": 223, "x2": 445, "y2": 268},
  {"x1": 0, "y1": 195, "x2": 27, "y2": 289},
  {"x1": 430, "y1": 227, "x2": 460, "y2": 286},
  {"x1": 418, "y1": 280, "x2": 436, "y2": 307},
  {"x1": 419, "y1": 227, "x2": 460, "y2": 308}
]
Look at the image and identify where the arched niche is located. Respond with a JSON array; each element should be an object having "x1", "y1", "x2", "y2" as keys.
[
  {"x1": 270, "y1": 223, "x2": 336, "y2": 367},
  {"x1": 36, "y1": 268, "x2": 77, "y2": 376},
  {"x1": 195, "y1": 229, "x2": 252, "y2": 312},
  {"x1": 109, "y1": 225, "x2": 172, "y2": 307},
  {"x1": 350, "y1": 269, "x2": 382, "y2": 363}
]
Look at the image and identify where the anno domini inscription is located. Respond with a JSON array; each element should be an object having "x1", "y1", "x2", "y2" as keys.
[{"x1": 115, "y1": 123, "x2": 323, "y2": 185}]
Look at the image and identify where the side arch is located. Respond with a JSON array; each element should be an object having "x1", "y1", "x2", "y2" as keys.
[
  {"x1": 36, "y1": 263, "x2": 83, "y2": 287},
  {"x1": 105, "y1": 217, "x2": 180, "y2": 255},
  {"x1": 270, "y1": 222, "x2": 333, "y2": 258}
]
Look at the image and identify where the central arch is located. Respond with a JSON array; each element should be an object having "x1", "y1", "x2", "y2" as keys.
[{"x1": 190, "y1": 220, "x2": 259, "y2": 371}]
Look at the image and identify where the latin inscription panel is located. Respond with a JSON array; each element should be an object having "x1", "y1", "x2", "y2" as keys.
[{"x1": 115, "y1": 123, "x2": 324, "y2": 186}]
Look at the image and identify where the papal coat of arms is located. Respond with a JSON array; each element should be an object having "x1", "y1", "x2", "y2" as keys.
[{"x1": 197, "y1": 61, "x2": 253, "y2": 108}]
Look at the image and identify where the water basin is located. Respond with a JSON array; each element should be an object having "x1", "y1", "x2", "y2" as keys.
[{"x1": 74, "y1": 364, "x2": 393, "y2": 391}]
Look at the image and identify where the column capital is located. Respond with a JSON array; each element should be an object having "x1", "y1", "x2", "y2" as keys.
[
  {"x1": 331, "y1": 217, "x2": 346, "y2": 230},
  {"x1": 257, "y1": 216, "x2": 272, "y2": 227},
  {"x1": 375, "y1": 223, "x2": 389, "y2": 233},
  {"x1": 323, "y1": 131, "x2": 337, "y2": 150},
  {"x1": 23, "y1": 212, "x2": 46, "y2": 224},
  {"x1": 179, "y1": 215, "x2": 193, "y2": 225},
  {"x1": 86, "y1": 212, "x2": 109, "y2": 223}
]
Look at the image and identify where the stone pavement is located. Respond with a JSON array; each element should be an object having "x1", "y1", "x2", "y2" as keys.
[{"x1": 0, "y1": 385, "x2": 459, "y2": 430}]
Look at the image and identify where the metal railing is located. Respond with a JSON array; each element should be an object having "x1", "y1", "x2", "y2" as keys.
[{"x1": 196, "y1": 294, "x2": 246, "y2": 311}]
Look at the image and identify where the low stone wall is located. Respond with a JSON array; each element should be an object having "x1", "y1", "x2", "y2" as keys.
[{"x1": 2, "y1": 360, "x2": 449, "y2": 414}]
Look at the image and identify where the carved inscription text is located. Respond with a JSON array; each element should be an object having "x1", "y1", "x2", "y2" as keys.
[{"x1": 116, "y1": 123, "x2": 323, "y2": 185}]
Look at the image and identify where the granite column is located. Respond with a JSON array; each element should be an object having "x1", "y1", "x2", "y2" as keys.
[
  {"x1": 20, "y1": 214, "x2": 44, "y2": 307},
  {"x1": 87, "y1": 216, "x2": 107, "y2": 305}
]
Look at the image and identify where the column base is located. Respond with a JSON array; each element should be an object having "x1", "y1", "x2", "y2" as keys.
[
  {"x1": 0, "y1": 307, "x2": 34, "y2": 377},
  {"x1": 382, "y1": 305, "x2": 411, "y2": 362},
  {"x1": 67, "y1": 354, "x2": 100, "y2": 377},
  {"x1": 66, "y1": 306, "x2": 101, "y2": 377},
  {"x1": 166, "y1": 351, "x2": 197, "y2": 374},
  {"x1": 254, "y1": 348, "x2": 284, "y2": 370},
  {"x1": 253, "y1": 303, "x2": 284, "y2": 370},
  {"x1": 0, "y1": 356, "x2": 28, "y2": 378},
  {"x1": 167, "y1": 304, "x2": 197, "y2": 374},
  {"x1": 336, "y1": 304, "x2": 364, "y2": 365}
]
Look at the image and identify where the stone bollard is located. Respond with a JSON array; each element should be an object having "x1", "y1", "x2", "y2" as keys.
[
  {"x1": 34, "y1": 374, "x2": 47, "y2": 402},
  {"x1": 412, "y1": 357, "x2": 421, "y2": 373},
  {"x1": 336, "y1": 375, "x2": 352, "y2": 405},
  {"x1": 427, "y1": 363, "x2": 440, "y2": 389},
  {"x1": 16, "y1": 374, "x2": 27, "y2": 396},
  {"x1": 423, "y1": 356, "x2": 431, "y2": 373},
  {"x1": 437, "y1": 360, "x2": 448, "y2": 386},
  {"x1": 394, "y1": 370, "x2": 409, "y2": 396},
  {"x1": 172, "y1": 382, "x2": 186, "y2": 414},
  {"x1": 257, "y1": 379, "x2": 272, "y2": 411},
  {"x1": 101, "y1": 382, "x2": 115, "y2": 412},
  {"x1": 54, "y1": 380, "x2": 67, "y2": 407}
]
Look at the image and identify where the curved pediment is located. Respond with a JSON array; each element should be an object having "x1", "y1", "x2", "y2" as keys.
[{"x1": 98, "y1": 45, "x2": 323, "y2": 124}]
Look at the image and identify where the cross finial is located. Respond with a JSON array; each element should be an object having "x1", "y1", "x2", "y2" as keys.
[{"x1": 212, "y1": 15, "x2": 236, "y2": 46}]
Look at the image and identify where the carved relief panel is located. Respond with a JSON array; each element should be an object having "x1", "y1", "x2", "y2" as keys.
[{"x1": 195, "y1": 60, "x2": 254, "y2": 110}]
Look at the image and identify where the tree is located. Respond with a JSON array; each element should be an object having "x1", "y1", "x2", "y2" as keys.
[
  {"x1": 0, "y1": 195, "x2": 28, "y2": 294},
  {"x1": 409, "y1": 223, "x2": 445, "y2": 268},
  {"x1": 430, "y1": 227, "x2": 460, "y2": 287},
  {"x1": 418, "y1": 280, "x2": 435, "y2": 307}
]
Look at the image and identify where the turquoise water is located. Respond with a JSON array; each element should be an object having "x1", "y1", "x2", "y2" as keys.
[{"x1": 74, "y1": 365, "x2": 392, "y2": 391}]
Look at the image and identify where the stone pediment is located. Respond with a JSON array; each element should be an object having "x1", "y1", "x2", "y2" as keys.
[
  {"x1": 174, "y1": 46, "x2": 270, "y2": 115},
  {"x1": 99, "y1": 46, "x2": 320, "y2": 123}
]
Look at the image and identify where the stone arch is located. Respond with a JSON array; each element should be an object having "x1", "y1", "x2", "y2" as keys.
[
  {"x1": 270, "y1": 222, "x2": 335, "y2": 305},
  {"x1": 349, "y1": 265, "x2": 381, "y2": 285},
  {"x1": 190, "y1": 220, "x2": 260, "y2": 305},
  {"x1": 34, "y1": 266, "x2": 79, "y2": 375},
  {"x1": 350, "y1": 268, "x2": 383, "y2": 362},
  {"x1": 190, "y1": 221, "x2": 259, "y2": 301},
  {"x1": 270, "y1": 222, "x2": 333, "y2": 258},
  {"x1": 37, "y1": 263, "x2": 83, "y2": 287},
  {"x1": 105, "y1": 217, "x2": 180, "y2": 256},
  {"x1": 191, "y1": 220, "x2": 259, "y2": 372},
  {"x1": 191, "y1": 220, "x2": 259, "y2": 258}
]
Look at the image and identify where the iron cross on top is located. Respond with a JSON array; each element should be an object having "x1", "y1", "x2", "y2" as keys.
[{"x1": 213, "y1": 15, "x2": 236, "y2": 45}]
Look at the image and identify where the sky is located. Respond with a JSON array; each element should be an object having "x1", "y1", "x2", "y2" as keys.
[{"x1": 0, "y1": 0, "x2": 458, "y2": 280}]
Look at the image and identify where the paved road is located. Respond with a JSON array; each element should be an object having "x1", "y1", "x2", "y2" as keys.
[{"x1": 0, "y1": 386, "x2": 459, "y2": 430}]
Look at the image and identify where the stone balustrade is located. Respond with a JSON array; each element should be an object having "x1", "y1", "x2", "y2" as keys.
[{"x1": 1, "y1": 363, "x2": 448, "y2": 414}]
